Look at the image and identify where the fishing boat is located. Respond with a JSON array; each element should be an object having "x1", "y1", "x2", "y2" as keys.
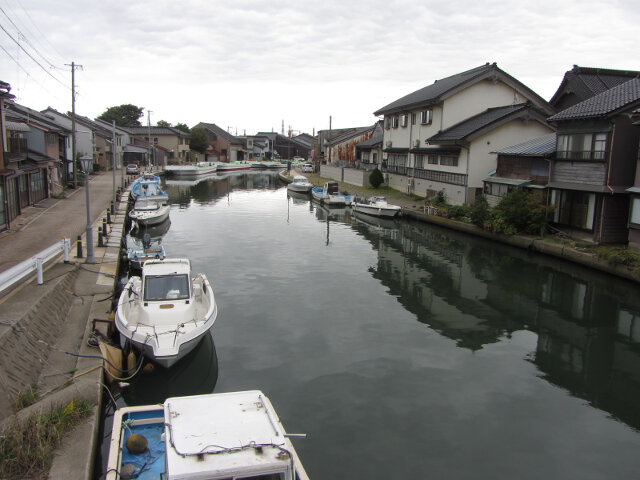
[
  {"x1": 106, "y1": 390, "x2": 309, "y2": 480},
  {"x1": 127, "y1": 233, "x2": 166, "y2": 272},
  {"x1": 129, "y1": 199, "x2": 171, "y2": 227},
  {"x1": 311, "y1": 182, "x2": 354, "y2": 206},
  {"x1": 131, "y1": 176, "x2": 169, "y2": 202},
  {"x1": 215, "y1": 161, "x2": 252, "y2": 172},
  {"x1": 164, "y1": 161, "x2": 218, "y2": 177},
  {"x1": 287, "y1": 175, "x2": 313, "y2": 193},
  {"x1": 116, "y1": 258, "x2": 217, "y2": 368},
  {"x1": 351, "y1": 195, "x2": 401, "y2": 218}
]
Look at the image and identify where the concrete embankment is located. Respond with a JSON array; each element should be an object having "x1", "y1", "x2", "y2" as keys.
[
  {"x1": 0, "y1": 173, "x2": 132, "y2": 480},
  {"x1": 280, "y1": 169, "x2": 640, "y2": 284}
]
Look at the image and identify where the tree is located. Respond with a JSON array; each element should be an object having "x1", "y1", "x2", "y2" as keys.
[
  {"x1": 174, "y1": 123, "x2": 190, "y2": 133},
  {"x1": 369, "y1": 168, "x2": 384, "y2": 188},
  {"x1": 96, "y1": 104, "x2": 144, "y2": 127},
  {"x1": 157, "y1": 120, "x2": 171, "y2": 127},
  {"x1": 189, "y1": 127, "x2": 210, "y2": 153}
]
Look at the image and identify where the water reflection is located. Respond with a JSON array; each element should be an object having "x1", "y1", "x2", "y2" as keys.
[
  {"x1": 122, "y1": 331, "x2": 219, "y2": 406},
  {"x1": 350, "y1": 214, "x2": 640, "y2": 430}
]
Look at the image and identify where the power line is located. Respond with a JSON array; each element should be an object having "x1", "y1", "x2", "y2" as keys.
[
  {"x1": 0, "y1": 41, "x2": 60, "y2": 97},
  {"x1": 0, "y1": 20, "x2": 69, "y2": 90},
  {"x1": 14, "y1": 0, "x2": 66, "y2": 63}
]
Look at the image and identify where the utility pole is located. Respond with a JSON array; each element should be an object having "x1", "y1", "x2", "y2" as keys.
[
  {"x1": 66, "y1": 61, "x2": 82, "y2": 188},
  {"x1": 112, "y1": 120, "x2": 116, "y2": 208},
  {"x1": 328, "y1": 115, "x2": 332, "y2": 164},
  {"x1": 147, "y1": 110, "x2": 152, "y2": 170}
]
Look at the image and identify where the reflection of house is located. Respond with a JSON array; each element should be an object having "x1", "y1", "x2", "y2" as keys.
[
  {"x1": 194, "y1": 122, "x2": 246, "y2": 162},
  {"x1": 374, "y1": 63, "x2": 554, "y2": 205},
  {"x1": 547, "y1": 78, "x2": 640, "y2": 244},
  {"x1": 483, "y1": 133, "x2": 556, "y2": 207},
  {"x1": 126, "y1": 126, "x2": 190, "y2": 164}
]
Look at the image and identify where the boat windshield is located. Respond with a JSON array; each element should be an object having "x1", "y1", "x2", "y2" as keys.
[{"x1": 144, "y1": 274, "x2": 190, "y2": 301}]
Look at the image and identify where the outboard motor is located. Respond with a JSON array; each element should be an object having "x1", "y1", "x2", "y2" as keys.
[{"x1": 142, "y1": 233, "x2": 152, "y2": 251}]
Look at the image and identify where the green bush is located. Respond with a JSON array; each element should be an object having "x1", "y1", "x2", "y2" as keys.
[
  {"x1": 470, "y1": 195, "x2": 490, "y2": 227},
  {"x1": 369, "y1": 168, "x2": 384, "y2": 188},
  {"x1": 491, "y1": 189, "x2": 551, "y2": 235},
  {"x1": 433, "y1": 190, "x2": 447, "y2": 206},
  {"x1": 447, "y1": 205, "x2": 469, "y2": 220}
]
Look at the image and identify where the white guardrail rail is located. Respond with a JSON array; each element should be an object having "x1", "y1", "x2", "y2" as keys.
[{"x1": 0, "y1": 237, "x2": 71, "y2": 294}]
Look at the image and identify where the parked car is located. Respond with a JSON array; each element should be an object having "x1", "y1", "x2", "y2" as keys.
[
  {"x1": 302, "y1": 163, "x2": 313, "y2": 173},
  {"x1": 126, "y1": 164, "x2": 140, "y2": 175}
]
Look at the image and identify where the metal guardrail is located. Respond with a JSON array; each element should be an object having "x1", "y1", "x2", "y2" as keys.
[{"x1": 0, "y1": 237, "x2": 71, "y2": 294}]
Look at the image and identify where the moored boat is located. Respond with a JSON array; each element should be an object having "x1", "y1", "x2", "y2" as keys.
[
  {"x1": 165, "y1": 161, "x2": 218, "y2": 176},
  {"x1": 127, "y1": 233, "x2": 166, "y2": 272},
  {"x1": 116, "y1": 258, "x2": 217, "y2": 368},
  {"x1": 131, "y1": 176, "x2": 168, "y2": 203},
  {"x1": 128, "y1": 199, "x2": 171, "y2": 226},
  {"x1": 287, "y1": 175, "x2": 313, "y2": 193},
  {"x1": 311, "y1": 182, "x2": 354, "y2": 206},
  {"x1": 106, "y1": 390, "x2": 309, "y2": 480},
  {"x1": 351, "y1": 195, "x2": 401, "y2": 218},
  {"x1": 215, "y1": 161, "x2": 252, "y2": 172}
]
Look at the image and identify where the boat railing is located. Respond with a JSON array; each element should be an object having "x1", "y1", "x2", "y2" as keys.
[{"x1": 0, "y1": 237, "x2": 71, "y2": 295}]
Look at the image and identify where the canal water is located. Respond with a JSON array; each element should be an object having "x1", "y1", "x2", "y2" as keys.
[{"x1": 106, "y1": 171, "x2": 640, "y2": 479}]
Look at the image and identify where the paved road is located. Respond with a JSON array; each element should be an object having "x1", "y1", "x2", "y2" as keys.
[{"x1": 0, "y1": 169, "x2": 127, "y2": 272}]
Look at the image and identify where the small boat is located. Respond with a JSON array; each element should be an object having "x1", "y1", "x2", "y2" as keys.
[
  {"x1": 311, "y1": 182, "x2": 354, "y2": 206},
  {"x1": 129, "y1": 199, "x2": 171, "y2": 226},
  {"x1": 127, "y1": 233, "x2": 166, "y2": 272},
  {"x1": 106, "y1": 390, "x2": 309, "y2": 480},
  {"x1": 116, "y1": 258, "x2": 217, "y2": 368},
  {"x1": 351, "y1": 195, "x2": 401, "y2": 218},
  {"x1": 287, "y1": 175, "x2": 313, "y2": 193},
  {"x1": 165, "y1": 161, "x2": 218, "y2": 177},
  {"x1": 131, "y1": 176, "x2": 169, "y2": 202},
  {"x1": 215, "y1": 161, "x2": 252, "y2": 172}
]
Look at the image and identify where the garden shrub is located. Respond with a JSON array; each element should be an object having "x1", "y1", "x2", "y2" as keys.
[{"x1": 369, "y1": 168, "x2": 384, "y2": 188}]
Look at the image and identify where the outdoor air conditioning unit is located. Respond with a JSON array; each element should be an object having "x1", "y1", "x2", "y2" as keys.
[
  {"x1": 413, "y1": 139, "x2": 420, "y2": 147},
  {"x1": 386, "y1": 141, "x2": 393, "y2": 148}
]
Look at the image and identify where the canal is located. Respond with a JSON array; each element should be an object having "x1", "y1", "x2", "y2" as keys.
[{"x1": 102, "y1": 170, "x2": 640, "y2": 479}]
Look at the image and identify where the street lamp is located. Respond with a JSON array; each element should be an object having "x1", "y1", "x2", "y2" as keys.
[{"x1": 80, "y1": 155, "x2": 96, "y2": 264}]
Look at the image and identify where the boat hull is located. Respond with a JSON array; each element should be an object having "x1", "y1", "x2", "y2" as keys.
[
  {"x1": 352, "y1": 202, "x2": 401, "y2": 218},
  {"x1": 129, "y1": 204, "x2": 171, "y2": 226},
  {"x1": 287, "y1": 183, "x2": 312, "y2": 193},
  {"x1": 165, "y1": 163, "x2": 218, "y2": 176}
]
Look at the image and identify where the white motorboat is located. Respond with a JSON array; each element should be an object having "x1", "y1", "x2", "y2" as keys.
[
  {"x1": 131, "y1": 176, "x2": 168, "y2": 203},
  {"x1": 165, "y1": 161, "x2": 218, "y2": 176},
  {"x1": 106, "y1": 390, "x2": 309, "y2": 480},
  {"x1": 311, "y1": 182, "x2": 354, "y2": 206},
  {"x1": 287, "y1": 175, "x2": 313, "y2": 193},
  {"x1": 351, "y1": 195, "x2": 401, "y2": 218},
  {"x1": 116, "y1": 258, "x2": 217, "y2": 368},
  {"x1": 215, "y1": 161, "x2": 252, "y2": 172},
  {"x1": 129, "y1": 199, "x2": 171, "y2": 226}
]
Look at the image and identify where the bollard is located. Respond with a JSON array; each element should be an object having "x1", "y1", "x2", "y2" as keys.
[
  {"x1": 36, "y1": 257, "x2": 43, "y2": 285},
  {"x1": 63, "y1": 237, "x2": 70, "y2": 263},
  {"x1": 77, "y1": 235, "x2": 83, "y2": 258},
  {"x1": 98, "y1": 227, "x2": 104, "y2": 247},
  {"x1": 102, "y1": 218, "x2": 108, "y2": 237},
  {"x1": 107, "y1": 209, "x2": 112, "y2": 224},
  {"x1": 110, "y1": 201, "x2": 115, "y2": 215}
]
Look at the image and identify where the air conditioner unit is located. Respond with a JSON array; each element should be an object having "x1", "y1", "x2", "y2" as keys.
[
  {"x1": 385, "y1": 141, "x2": 393, "y2": 148},
  {"x1": 413, "y1": 139, "x2": 420, "y2": 147}
]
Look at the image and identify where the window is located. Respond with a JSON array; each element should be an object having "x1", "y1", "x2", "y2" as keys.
[
  {"x1": 428, "y1": 155, "x2": 438, "y2": 165},
  {"x1": 411, "y1": 113, "x2": 416, "y2": 125},
  {"x1": 420, "y1": 109, "x2": 433, "y2": 125},
  {"x1": 556, "y1": 132, "x2": 607, "y2": 161},
  {"x1": 144, "y1": 274, "x2": 190, "y2": 301},
  {"x1": 400, "y1": 114, "x2": 408, "y2": 127},
  {"x1": 440, "y1": 155, "x2": 458, "y2": 167},
  {"x1": 392, "y1": 116, "x2": 399, "y2": 128},
  {"x1": 46, "y1": 133, "x2": 56, "y2": 145},
  {"x1": 414, "y1": 154, "x2": 424, "y2": 169},
  {"x1": 362, "y1": 152, "x2": 370, "y2": 162},
  {"x1": 385, "y1": 117, "x2": 391, "y2": 129},
  {"x1": 631, "y1": 197, "x2": 640, "y2": 225}
]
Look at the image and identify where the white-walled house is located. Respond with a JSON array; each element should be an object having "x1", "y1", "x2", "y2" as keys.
[{"x1": 374, "y1": 63, "x2": 555, "y2": 205}]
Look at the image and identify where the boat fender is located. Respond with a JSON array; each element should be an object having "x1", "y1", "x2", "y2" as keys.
[
  {"x1": 126, "y1": 433, "x2": 148, "y2": 455},
  {"x1": 120, "y1": 463, "x2": 137, "y2": 479}
]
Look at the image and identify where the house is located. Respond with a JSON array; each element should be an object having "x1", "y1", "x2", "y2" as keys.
[
  {"x1": 255, "y1": 132, "x2": 311, "y2": 160},
  {"x1": 373, "y1": 63, "x2": 555, "y2": 205},
  {"x1": 483, "y1": 133, "x2": 556, "y2": 207},
  {"x1": 317, "y1": 127, "x2": 364, "y2": 162},
  {"x1": 325, "y1": 125, "x2": 376, "y2": 166},
  {"x1": 355, "y1": 121, "x2": 384, "y2": 171},
  {"x1": 547, "y1": 77, "x2": 640, "y2": 244},
  {"x1": 549, "y1": 66, "x2": 640, "y2": 111},
  {"x1": 193, "y1": 123, "x2": 246, "y2": 162},
  {"x1": 126, "y1": 126, "x2": 190, "y2": 164}
]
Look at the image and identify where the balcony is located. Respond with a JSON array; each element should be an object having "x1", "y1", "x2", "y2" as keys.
[
  {"x1": 8, "y1": 138, "x2": 27, "y2": 153},
  {"x1": 556, "y1": 150, "x2": 606, "y2": 161}
]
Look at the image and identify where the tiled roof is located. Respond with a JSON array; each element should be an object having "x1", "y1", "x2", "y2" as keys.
[
  {"x1": 493, "y1": 133, "x2": 557, "y2": 156},
  {"x1": 127, "y1": 126, "x2": 188, "y2": 136},
  {"x1": 6, "y1": 102, "x2": 69, "y2": 133},
  {"x1": 549, "y1": 66, "x2": 640, "y2": 107},
  {"x1": 328, "y1": 126, "x2": 374, "y2": 146},
  {"x1": 428, "y1": 104, "x2": 529, "y2": 142},
  {"x1": 548, "y1": 77, "x2": 640, "y2": 122},
  {"x1": 357, "y1": 129, "x2": 383, "y2": 148},
  {"x1": 197, "y1": 122, "x2": 242, "y2": 143},
  {"x1": 374, "y1": 63, "x2": 551, "y2": 116}
]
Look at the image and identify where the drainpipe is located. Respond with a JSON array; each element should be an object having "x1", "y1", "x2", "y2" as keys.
[
  {"x1": 600, "y1": 123, "x2": 616, "y2": 242},
  {"x1": 456, "y1": 141, "x2": 470, "y2": 204}
]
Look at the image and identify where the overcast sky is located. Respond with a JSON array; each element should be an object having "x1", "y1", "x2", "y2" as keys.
[{"x1": 1, "y1": 0, "x2": 638, "y2": 136}]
